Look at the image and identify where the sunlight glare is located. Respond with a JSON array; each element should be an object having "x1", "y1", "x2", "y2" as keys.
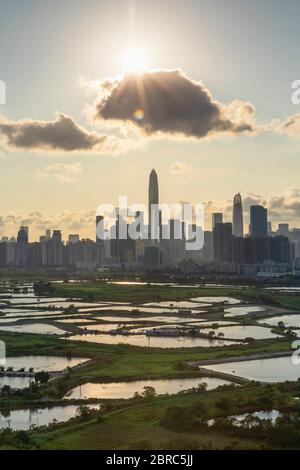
[{"x1": 122, "y1": 46, "x2": 148, "y2": 73}]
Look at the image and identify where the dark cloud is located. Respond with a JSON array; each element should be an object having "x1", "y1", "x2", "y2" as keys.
[
  {"x1": 0, "y1": 113, "x2": 124, "y2": 154},
  {"x1": 94, "y1": 69, "x2": 255, "y2": 139}
]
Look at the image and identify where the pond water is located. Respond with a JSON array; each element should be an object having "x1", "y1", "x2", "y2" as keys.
[
  {"x1": 209, "y1": 325, "x2": 281, "y2": 340},
  {"x1": 209, "y1": 409, "x2": 282, "y2": 427},
  {"x1": 106, "y1": 281, "x2": 201, "y2": 288},
  {"x1": 64, "y1": 376, "x2": 234, "y2": 400},
  {"x1": 265, "y1": 287, "x2": 300, "y2": 292},
  {"x1": 2, "y1": 356, "x2": 88, "y2": 372},
  {"x1": 224, "y1": 306, "x2": 265, "y2": 317},
  {"x1": 92, "y1": 315, "x2": 203, "y2": 324},
  {"x1": 186, "y1": 321, "x2": 239, "y2": 327},
  {"x1": 95, "y1": 305, "x2": 203, "y2": 314},
  {"x1": 0, "y1": 323, "x2": 66, "y2": 335},
  {"x1": 0, "y1": 405, "x2": 99, "y2": 431},
  {"x1": 0, "y1": 376, "x2": 34, "y2": 389},
  {"x1": 3, "y1": 309, "x2": 66, "y2": 317},
  {"x1": 67, "y1": 333, "x2": 239, "y2": 348},
  {"x1": 142, "y1": 301, "x2": 210, "y2": 308},
  {"x1": 258, "y1": 314, "x2": 300, "y2": 328},
  {"x1": 58, "y1": 318, "x2": 97, "y2": 324},
  {"x1": 206, "y1": 355, "x2": 300, "y2": 382},
  {"x1": 7, "y1": 298, "x2": 66, "y2": 305},
  {"x1": 190, "y1": 297, "x2": 240, "y2": 304},
  {"x1": 232, "y1": 409, "x2": 281, "y2": 424},
  {"x1": 81, "y1": 323, "x2": 140, "y2": 332}
]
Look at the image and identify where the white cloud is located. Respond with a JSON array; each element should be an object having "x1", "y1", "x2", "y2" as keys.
[{"x1": 36, "y1": 162, "x2": 82, "y2": 182}]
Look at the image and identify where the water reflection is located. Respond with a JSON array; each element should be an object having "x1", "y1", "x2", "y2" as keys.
[
  {"x1": 206, "y1": 355, "x2": 300, "y2": 382},
  {"x1": 0, "y1": 405, "x2": 99, "y2": 431},
  {"x1": 2, "y1": 356, "x2": 87, "y2": 372},
  {"x1": 65, "y1": 377, "x2": 233, "y2": 400},
  {"x1": 67, "y1": 333, "x2": 239, "y2": 348}
]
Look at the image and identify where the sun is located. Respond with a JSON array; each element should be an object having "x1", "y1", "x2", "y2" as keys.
[{"x1": 122, "y1": 46, "x2": 148, "y2": 73}]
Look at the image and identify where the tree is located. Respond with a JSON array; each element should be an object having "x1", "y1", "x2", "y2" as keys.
[
  {"x1": 16, "y1": 430, "x2": 31, "y2": 445},
  {"x1": 76, "y1": 405, "x2": 92, "y2": 419},
  {"x1": 33, "y1": 280, "x2": 55, "y2": 296},
  {"x1": 196, "y1": 382, "x2": 208, "y2": 392},
  {"x1": 142, "y1": 386, "x2": 157, "y2": 398},
  {"x1": 35, "y1": 371, "x2": 50, "y2": 385}
]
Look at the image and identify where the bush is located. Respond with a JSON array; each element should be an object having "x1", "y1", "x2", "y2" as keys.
[{"x1": 16, "y1": 430, "x2": 31, "y2": 445}]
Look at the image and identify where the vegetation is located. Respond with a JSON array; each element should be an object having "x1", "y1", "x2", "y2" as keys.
[{"x1": 2, "y1": 276, "x2": 300, "y2": 450}]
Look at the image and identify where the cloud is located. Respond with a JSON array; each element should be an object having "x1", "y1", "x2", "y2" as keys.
[
  {"x1": 93, "y1": 69, "x2": 256, "y2": 139},
  {"x1": 0, "y1": 210, "x2": 96, "y2": 240},
  {"x1": 170, "y1": 161, "x2": 192, "y2": 175},
  {"x1": 275, "y1": 113, "x2": 300, "y2": 136},
  {"x1": 36, "y1": 162, "x2": 82, "y2": 182},
  {"x1": 0, "y1": 112, "x2": 126, "y2": 154},
  {"x1": 204, "y1": 190, "x2": 300, "y2": 231}
]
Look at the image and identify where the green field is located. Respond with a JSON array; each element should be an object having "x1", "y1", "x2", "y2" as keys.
[
  {"x1": 2, "y1": 381, "x2": 300, "y2": 450},
  {"x1": 1, "y1": 278, "x2": 300, "y2": 450}
]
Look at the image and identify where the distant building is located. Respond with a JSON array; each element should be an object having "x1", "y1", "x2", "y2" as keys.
[
  {"x1": 250, "y1": 205, "x2": 267, "y2": 238},
  {"x1": 145, "y1": 245, "x2": 161, "y2": 272},
  {"x1": 213, "y1": 222, "x2": 232, "y2": 262},
  {"x1": 16, "y1": 227, "x2": 28, "y2": 268},
  {"x1": 277, "y1": 223, "x2": 289, "y2": 238},
  {"x1": 148, "y1": 169, "x2": 159, "y2": 240},
  {"x1": 212, "y1": 213, "x2": 223, "y2": 229},
  {"x1": 68, "y1": 234, "x2": 80, "y2": 244},
  {"x1": 232, "y1": 193, "x2": 243, "y2": 237}
]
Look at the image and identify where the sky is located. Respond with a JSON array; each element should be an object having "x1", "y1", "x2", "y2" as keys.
[{"x1": 1, "y1": 0, "x2": 300, "y2": 240}]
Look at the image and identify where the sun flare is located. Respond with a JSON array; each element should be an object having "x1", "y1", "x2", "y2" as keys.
[{"x1": 122, "y1": 46, "x2": 148, "y2": 73}]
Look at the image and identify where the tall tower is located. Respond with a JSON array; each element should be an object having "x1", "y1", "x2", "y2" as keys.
[
  {"x1": 250, "y1": 205, "x2": 267, "y2": 238},
  {"x1": 148, "y1": 169, "x2": 159, "y2": 239},
  {"x1": 232, "y1": 193, "x2": 244, "y2": 237}
]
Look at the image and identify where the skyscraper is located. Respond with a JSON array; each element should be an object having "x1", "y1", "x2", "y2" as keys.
[
  {"x1": 213, "y1": 222, "x2": 232, "y2": 262},
  {"x1": 148, "y1": 169, "x2": 159, "y2": 240},
  {"x1": 277, "y1": 223, "x2": 289, "y2": 238},
  {"x1": 212, "y1": 213, "x2": 223, "y2": 229},
  {"x1": 16, "y1": 227, "x2": 28, "y2": 267},
  {"x1": 232, "y1": 193, "x2": 244, "y2": 237},
  {"x1": 250, "y1": 205, "x2": 268, "y2": 238}
]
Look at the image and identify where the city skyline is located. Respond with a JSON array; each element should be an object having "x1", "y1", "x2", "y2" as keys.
[
  {"x1": 1, "y1": 1, "x2": 300, "y2": 240},
  {"x1": 0, "y1": 169, "x2": 298, "y2": 243}
]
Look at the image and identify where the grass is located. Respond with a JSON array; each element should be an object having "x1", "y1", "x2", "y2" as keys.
[
  {"x1": 0, "y1": 331, "x2": 292, "y2": 397},
  {"x1": 6, "y1": 381, "x2": 299, "y2": 450},
  {"x1": 52, "y1": 281, "x2": 244, "y2": 303},
  {"x1": 1, "y1": 278, "x2": 300, "y2": 450}
]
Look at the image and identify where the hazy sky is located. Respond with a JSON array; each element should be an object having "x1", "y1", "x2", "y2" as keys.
[{"x1": 1, "y1": 0, "x2": 300, "y2": 239}]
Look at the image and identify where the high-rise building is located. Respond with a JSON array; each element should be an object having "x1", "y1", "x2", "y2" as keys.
[
  {"x1": 52, "y1": 230, "x2": 62, "y2": 243},
  {"x1": 213, "y1": 222, "x2": 232, "y2": 262},
  {"x1": 148, "y1": 169, "x2": 159, "y2": 240},
  {"x1": 212, "y1": 213, "x2": 223, "y2": 229},
  {"x1": 45, "y1": 229, "x2": 51, "y2": 240},
  {"x1": 277, "y1": 223, "x2": 289, "y2": 238},
  {"x1": 267, "y1": 221, "x2": 273, "y2": 235},
  {"x1": 16, "y1": 227, "x2": 28, "y2": 267},
  {"x1": 145, "y1": 245, "x2": 161, "y2": 272},
  {"x1": 232, "y1": 193, "x2": 243, "y2": 237},
  {"x1": 250, "y1": 205, "x2": 267, "y2": 238},
  {"x1": 68, "y1": 234, "x2": 80, "y2": 244},
  {"x1": 20, "y1": 226, "x2": 29, "y2": 241}
]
